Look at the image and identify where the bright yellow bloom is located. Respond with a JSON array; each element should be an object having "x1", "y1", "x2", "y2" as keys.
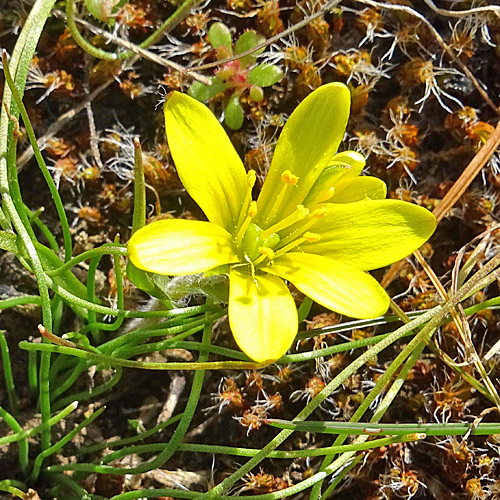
[{"x1": 128, "y1": 84, "x2": 436, "y2": 363}]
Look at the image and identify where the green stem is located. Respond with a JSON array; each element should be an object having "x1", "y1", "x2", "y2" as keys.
[
  {"x1": 2, "y1": 52, "x2": 72, "y2": 262},
  {"x1": 266, "y1": 420, "x2": 500, "y2": 436},
  {"x1": 0, "y1": 295, "x2": 42, "y2": 309},
  {"x1": 0, "y1": 406, "x2": 28, "y2": 475},
  {"x1": 28, "y1": 351, "x2": 38, "y2": 396},
  {"x1": 0, "y1": 402, "x2": 78, "y2": 447},
  {"x1": 86, "y1": 255, "x2": 102, "y2": 343},
  {"x1": 52, "y1": 367, "x2": 122, "y2": 411},
  {"x1": 199, "y1": 308, "x2": 437, "y2": 499},
  {"x1": 66, "y1": 0, "x2": 203, "y2": 61},
  {"x1": 30, "y1": 406, "x2": 105, "y2": 482},
  {"x1": 75, "y1": 413, "x2": 183, "y2": 456},
  {"x1": 0, "y1": 0, "x2": 57, "y2": 454},
  {"x1": 0, "y1": 331, "x2": 18, "y2": 415},
  {"x1": 132, "y1": 137, "x2": 146, "y2": 234},
  {"x1": 0, "y1": 480, "x2": 27, "y2": 500},
  {"x1": 20, "y1": 341, "x2": 262, "y2": 371},
  {"x1": 45, "y1": 245, "x2": 127, "y2": 278}
]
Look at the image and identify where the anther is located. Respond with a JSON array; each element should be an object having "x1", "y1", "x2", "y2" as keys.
[
  {"x1": 247, "y1": 201, "x2": 258, "y2": 218},
  {"x1": 258, "y1": 247, "x2": 275, "y2": 260},
  {"x1": 303, "y1": 232, "x2": 321, "y2": 242},
  {"x1": 312, "y1": 207, "x2": 328, "y2": 218},
  {"x1": 281, "y1": 170, "x2": 299, "y2": 186},
  {"x1": 247, "y1": 170, "x2": 257, "y2": 188}
]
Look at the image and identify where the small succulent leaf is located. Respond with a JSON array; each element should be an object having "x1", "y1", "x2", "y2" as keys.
[
  {"x1": 188, "y1": 78, "x2": 226, "y2": 102},
  {"x1": 331, "y1": 176, "x2": 387, "y2": 203},
  {"x1": 249, "y1": 85, "x2": 264, "y2": 102},
  {"x1": 164, "y1": 92, "x2": 248, "y2": 232},
  {"x1": 208, "y1": 22, "x2": 233, "y2": 55},
  {"x1": 235, "y1": 30, "x2": 265, "y2": 66},
  {"x1": 128, "y1": 219, "x2": 239, "y2": 276},
  {"x1": 266, "y1": 252, "x2": 390, "y2": 319},
  {"x1": 225, "y1": 92, "x2": 244, "y2": 130},
  {"x1": 229, "y1": 268, "x2": 298, "y2": 363},
  {"x1": 248, "y1": 63, "x2": 284, "y2": 87},
  {"x1": 84, "y1": 0, "x2": 119, "y2": 23},
  {"x1": 256, "y1": 83, "x2": 351, "y2": 226},
  {"x1": 299, "y1": 200, "x2": 437, "y2": 270}
]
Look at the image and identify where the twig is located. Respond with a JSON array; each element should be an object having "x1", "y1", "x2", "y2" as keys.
[{"x1": 423, "y1": 0, "x2": 500, "y2": 19}]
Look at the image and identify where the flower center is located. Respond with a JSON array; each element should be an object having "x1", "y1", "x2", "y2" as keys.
[
  {"x1": 240, "y1": 222, "x2": 280, "y2": 262},
  {"x1": 234, "y1": 169, "x2": 329, "y2": 267}
]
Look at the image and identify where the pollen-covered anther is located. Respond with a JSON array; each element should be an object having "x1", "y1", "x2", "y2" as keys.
[
  {"x1": 281, "y1": 170, "x2": 299, "y2": 186},
  {"x1": 258, "y1": 246, "x2": 276, "y2": 260},
  {"x1": 248, "y1": 201, "x2": 258, "y2": 218},
  {"x1": 247, "y1": 170, "x2": 257, "y2": 188},
  {"x1": 296, "y1": 204, "x2": 309, "y2": 219},
  {"x1": 312, "y1": 207, "x2": 328, "y2": 218},
  {"x1": 303, "y1": 232, "x2": 321, "y2": 242}
]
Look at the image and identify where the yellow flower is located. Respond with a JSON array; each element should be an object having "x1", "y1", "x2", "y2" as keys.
[{"x1": 128, "y1": 84, "x2": 436, "y2": 363}]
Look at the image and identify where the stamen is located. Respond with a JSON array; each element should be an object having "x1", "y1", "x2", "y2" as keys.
[
  {"x1": 235, "y1": 170, "x2": 257, "y2": 234},
  {"x1": 247, "y1": 170, "x2": 257, "y2": 188},
  {"x1": 255, "y1": 233, "x2": 321, "y2": 266},
  {"x1": 263, "y1": 170, "x2": 300, "y2": 225},
  {"x1": 235, "y1": 201, "x2": 257, "y2": 247},
  {"x1": 259, "y1": 247, "x2": 275, "y2": 260},
  {"x1": 303, "y1": 232, "x2": 321, "y2": 242},
  {"x1": 281, "y1": 170, "x2": 299, "y2": 186},
  {"x1": 261, "y1": 205, "x2": 309, "y2": 240},
  {"x1": 312, "y1": 207, "x2": 328, "y2": 218},
  {"x1": 276, "y1": 206, "x2": 329, "y2": 248},
  {"x1": 272, "y1": 236, "x2": 309, "y2": 259}
]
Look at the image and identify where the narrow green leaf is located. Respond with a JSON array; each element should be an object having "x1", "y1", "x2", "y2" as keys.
[{"x1": 0, "y1": 231, "x2": 18, "y2": 253}]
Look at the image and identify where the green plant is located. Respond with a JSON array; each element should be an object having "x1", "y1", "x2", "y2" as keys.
[{"x1": 188, "y1": 22, "x2": 284, "y2": 129}]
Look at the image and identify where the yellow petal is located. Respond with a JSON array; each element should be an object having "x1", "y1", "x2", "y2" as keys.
[
  {"x1": 331, "y1": 176, "x2": 387, "y2": 203},
  {"x1": 256, "y1": 83, "x2": 351, "y2": 225},
  {"x1": 300, "y1": 200, "x2": 436, "y2": 270},
  {"x1": 229, "y1": 268, "x2": 298, "y2": 363},
  {"x1": 128, "y1": 219, "x2": 238, "y2": 275},
  {"x1": 266, "y1": 252, "x2": 389, "y2": 319},
  {"x1": 165, "y1": 92, "x2": 247, "y2": 233},
  {"x1": 303, "y1": 151, "x2": 367, "y2": 206},
  {"x1": 329, "y1": 150, "x2": 366, "y2": 178}
]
